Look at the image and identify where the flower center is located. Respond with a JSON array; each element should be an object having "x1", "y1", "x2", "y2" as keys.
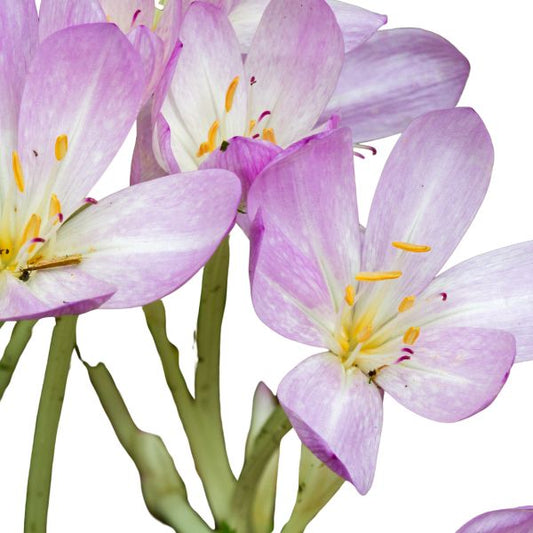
[
  {"x1": 195, "y1": 76, "x2": 278, "y2": 161},
  {"x1": 0, "y1": 135, "x2": 84, "y2": 281},
  {"x1": 330, "y1": 240, "x2": 441, "y2": 380}
]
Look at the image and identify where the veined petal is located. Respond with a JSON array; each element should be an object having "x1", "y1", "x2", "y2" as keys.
[
  {"x1": 0, "y1": 0, "x2": 37, "y2": 189},
  {"x1": 457, "y1": 507, "x2": 533, "y2": 533},
  {"x1": 99, "y1": 0, "x2": 154, "y2": 33},
  {"x1": 161, "y1": 2, "x2": 246, "y2": 171},
  {"x1": 152, "y1": 0, "x2": 182, "y2": 64},
  {"x1": 278, "y1": 353, "x2": 383, "y2": 494},
  {"x1": 38, "y1": 0, "x2": 106, "y2": 42},
  {"x1": 327, "y1": 0, "x2": 386, "y2": 52},
  {"x1": 362, "y1": 108, "x2": 493, "y2": 320},
  {"x1": 245, "y1": 0, "x2": 344, "y2": 147},
  {"x1": 0, "y1": 269, "x2": 115, "y2": 322},
  {"x1": 375, "y1": 327, "x2": 515, "y2": 422},
  {"x1": 18, "y1": 24, "x2": 145, "y2": 219},
  {"x1": 51, "y1": 171, "x2": 241, "y2": 308},
  {"x1": 228, "y1": 0, "x2": 269, "y2": 52},
  {"x1": 420, "y1": 241, "x2": 533, "y2": 363},
  {"x1": 248, "y1": 129, "x2": 360, "y2": 346},
  {"x1": 321, "y1": 29, "x2": 470, "y2": 143},
  {"x1": 200, "y1": 136, "x2": 282, "y2": 233}
]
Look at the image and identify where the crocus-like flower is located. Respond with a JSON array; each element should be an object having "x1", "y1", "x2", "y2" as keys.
[
  {"x1": 246, "y1": 108, "x2": 531, "y2": 493},
  {"x1": 457, "y1": 507, "x2": 533, "y2": 533},
  {"x1": 0, "y1": 3, "x2": 240, "y2": 321}
]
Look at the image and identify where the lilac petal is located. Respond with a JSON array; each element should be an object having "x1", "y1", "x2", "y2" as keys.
[
  {"x1": 248, "y1": 129, "x2": 360, "y2": 346},
  {"x1": 99, "y1": 0, "x2": 154, "y2": 33},
  {"x1": 245, "y1": 0, "x2": 344, "y2": 147},
  {"x1": 152, "y1": 0, "x2": 182, "y2": 64},
  {"x1": 51, "y1": 171, "x2": 241, "y2": 308},
  {"x1": 0, "y1": 269, "x2": 115, "y2": 322},
  {"x1": 0, "y1": 0, "x2": 38, "y2": 164},
  {"x1": 161, "y1": 2, "x2": 246, "y2": 171},
  {"x1": 227, "y1": 0, "x2": 269, "y2": 52},
  {"x1": 457, "y1": 507, "x2": 533, "y2": 533},
  {"x1": 18, "y1": 24, "x2": 145, "y2": 219},
  {"x1": 362, "y1": 108, "x2": 493, "y2": 317},
  {"x1": 421, "y1": 241, "x2": 533, "y2": 363},
  {"x1": 327, "y1": 0, "x2": 386, "y2": 52},
  {"x1": 322, "y1": 28, "x2": 470, "y2": 143},
  {"x1": 200, "y1": 136, "x2": 282, "y2": 233},
  {"x1": 38, "y1": 0, "x2": 106, "y2": 42},
  {"x1": 375, "y1": 327, "x2": 515, "y2": 422},
  {"x1": 128, "y1": 24, "x2": 165, "y2": 102},
  {"x1": 131, "y1": 102, "x2": 167, "y2": 185},
  {"x1": 278, "y1": 353, "x2": 383, "y2": 494}
]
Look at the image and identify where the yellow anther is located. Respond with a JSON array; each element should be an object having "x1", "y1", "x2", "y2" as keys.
[
  {"x1": 55, "y1": 134, "x2": 68, "y2": 161},
  {"x1": 20, "y1": 214, "x2": 42, "y2": 253},
  {"x1": 398, "y1": 295, "x2": 416, "y2": 313},
  {"x1": 356, "y1": 324, "x2": 373, "y2": 343},
  {"x1": 12, "y1": 151, "x2": 25, "y2": 193},
  {"x1": 356, "y1": 271, "x2": 402, "y2": 282},
  {"x1": 392, "y1": 241, "x2": 431, "y2": 253},
  {"x1": 225, "y1": 76, "x2": 240, "y2": 113},
  {"x1": 207, "y1": 120, "x2": 219, "y2": 150},
  {"x1": 49, "y1": 194, "x2": 62, "y2": 223},
  {"x1": 248, "y1": 119, "x2": 257, "y2": 135},
  {"x1": 344, "y1": 285, "x2": 355, "y2": 306},
  {"x1": 403, "y1": 326, "x2": 420, "y2": 346},
  {"x1": 196, "y1": 142, "x2": 210, "y2": 158},
  {"x1": 262, "y1": 128, "x2": 277, "y2": 144}
]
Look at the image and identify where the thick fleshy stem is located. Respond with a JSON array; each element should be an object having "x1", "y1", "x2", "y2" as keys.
[
  {"x1": 24, "y1": 315, "x2": 78, "y2": 533},
  {"x1": 230, "y1": 405, "x2": 291, "y2": 532},
  {"x1": 143, "y1": 238, "x2": 236, "y2": 526},
  {"x1": 83, "y1": 359, "x2": 212, "y2": 533},
  {"x1": 281, "y1": 445, "x2": 344, "y2": 533},
  {"x1": 0, "y1": 320, "x2": 38, "y2": 401}
]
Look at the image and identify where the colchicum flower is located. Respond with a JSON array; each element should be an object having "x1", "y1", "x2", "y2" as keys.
[
  {"x1": 246, "y1": 108, "x2": 532, "y2": 493},
  {"x1": 457, "y1": 507, "x2": 533, "y2": 533},
  {"x1": 0, "y1": 2, "x2": 240, "y2": 321}
]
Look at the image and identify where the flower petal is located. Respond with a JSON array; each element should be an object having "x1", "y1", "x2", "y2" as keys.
[
  {"x1": 457, "y1": 507, "x2": 533, "y2": 533},
  {"x1": 0, "y1": 0, "x2": 37, "y2": 176},
  {"x1": 278, "y1": 352, "x2": 383, "y2": 494},
  {"x1": 0, "y1": 269, "x2": 115, "y2": 322},
  {"x1": 375, "y1": 327, "x2": 515, "y2": 422},
  {"x1": 245, "y1": 0, "x2": 344, "y2": 147},
  {"x1": 38, "y1": 0, "x2": 106, "y2": 42},
  {"x1": 321, "y1": 29, "x2": 470, "y2": 142},
  {"x1": 18, "y1": 23, "x2": 145, "y2": 219},
  {"x1": 200, "y1": 136, "x2": 282, "y2": 233},
  {"x1": 327, "y1": 0, "x2": 386, "y2": 52},
  {"x1": 161, "y1": 2, "x2": 246, "y2": 171},
  {"x1": 248, "y1": 129, "x2": 360, "y2": 346},
  {"x1": 99, "y1": 0, "x2": 154, "y2": 33},
  {"x1": 51, "y1": 171, "x2": 241, "y2": 308},
  {"x1": 420, "y1": 241, "x2": 533, "y2": 363},
  {"x1": 362, "y1": 108, "x2": 493, "y2": 319}
]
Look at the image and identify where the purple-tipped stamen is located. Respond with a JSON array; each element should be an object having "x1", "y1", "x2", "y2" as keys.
[
  {"x1": 84, "y1": 197, "x2": 98, "y2": 205},
  {"x1": 258, "y1": 110, "x2": 271, "y2": 123},
  {"x1": 394, "y1": 355, "x2": 412, "y2": 364},
  {"x1": 401, "y1": 347, "x2": 414, "y2": 355},
  {"x1": 250, "y1": 76, "x2": 257, "y2": 86},
  {"x1": 131, "y1": 9, "x2": 142, "y2": 27},
  {"x1": 440, "y1": 292, "x2": 448, "y2": 301}
]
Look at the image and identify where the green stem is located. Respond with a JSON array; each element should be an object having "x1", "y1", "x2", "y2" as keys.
[
  {"x1": 231, "y1": 405, "x2": 291, "y2": 532},
  {"x1": 85, "y1": 360, "x2": 211, "y2": 533},
  {"x1": 0, "y1": 320, "x2": 38, "y2": 401},
  {"x1": 24, "y1": 315, "x2": 78, "y2": 533}
]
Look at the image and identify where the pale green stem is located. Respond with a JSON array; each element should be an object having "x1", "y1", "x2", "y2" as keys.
[
  {"x1": 84, "y1": 360, "x2": 211, "y2": 533},
  {"x1": 24, "y1": 315, "x2": 78, "y2": 533},
  {"x1": 0, "y1": 320, "x2": 38, "y2": 401}
]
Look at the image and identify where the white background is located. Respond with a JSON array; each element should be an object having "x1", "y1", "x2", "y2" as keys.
[{"x1": 1, "y1": 1, "x2": 533, "y2": 532}]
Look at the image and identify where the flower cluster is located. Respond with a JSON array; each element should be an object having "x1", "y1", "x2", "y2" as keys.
[{"x1": 0, "y1": 0, "x2": 530, "y2": 531}]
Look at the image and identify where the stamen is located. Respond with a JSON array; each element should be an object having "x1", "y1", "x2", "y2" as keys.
[
  {"x1": 84, "y1": 197, "x2": 98, "y2": 205},
  {"x1": 207, "y1": 120, "x2": 219, "y2": 149},
  {"x1": 394, "y1": 355, "x2": 411, "y2": 364},
  {"x1": 392, "y1": 241, "x2": 431, "y2": 253},
  {"x1": 25, "y1": 254, "x2": 82, "y2": 271},
  {"x1": 20, "y1": 214, "x2": 42, "y2": 253},
  {"x1": 55, "y1": 134, "x2": 68, "y2": 161},
  {"x1": 398, "y1": 295, "x2": 415, "y2": 313},
  {"x1": 49, "y1": 194, "x2": 62, "y2": 224},
  {"x1": 12, "y1": 151, "x2": 25, "y2": 192},
  {"x1": 261, "y1": 128, "x2": 276, "y2": 144},
  {"x1": 403, "y1": 326, "x2": 420, "y2": 346},
  {"x1": 440, "y1": 292, "x2": 448, "y2": 301},
  {"x1": 354, "y1": 143, "x2": 377, "y2": 156},
  {"x1": 356, "y1": 324, "x2": 373, "y2": 343},
  {"x1": 225, "y1": 76, "x2": 239, "y2": 113},
  {"x1": 258, "y1": 110, "x2": 271, "y2": 123},
  {"x1": 248, "y1": 120, "x2": 257, "y2": 135},
  {"x1": 356, "y1": 271, "x2": 402, "y2": 282},
  {"x1": 344, "y1": 284, "x2": 355, "y2": 306},
  {"x1": 131, "y1": 8, "x2": 142, "y2": 27},
  {"x1": 401, "y1": 347, "x2": 414, "y2": 355},
  {"x1": 196, "y1": 142, "x2": 210, "y2": 158}
]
